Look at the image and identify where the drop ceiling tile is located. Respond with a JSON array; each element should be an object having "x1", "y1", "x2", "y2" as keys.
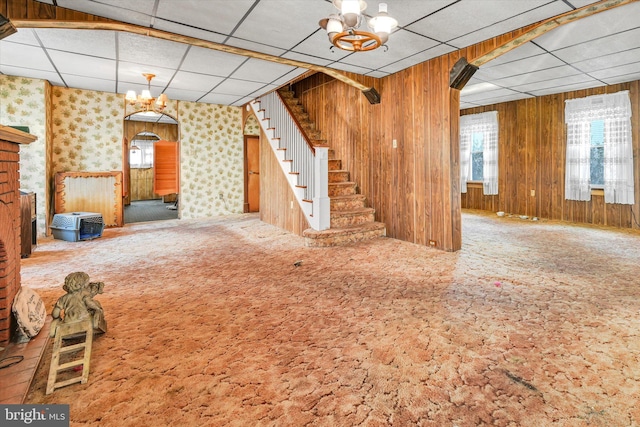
[
  {"x1": 224, "y1": 37, "x2": 287, "y2": 57},
  {"x1": 327, "y1": 62, "x2": 373, "y2": 75},
  {"x1": 340, "y1": 29, "x2": 440, "y2": 71},
  {"x1": 0, "y1": 42, "x2": 55, "y2": 72},
  {"x1": 232, "y1": 0, "x2": 324, "y2": 51},
  {"x1": 377, "y1": 44, "x2": 456, "y2": 74},
  {"x1": 168, "y1": 71, "x2": 225, "y2": 92},
  {"x1": 480, "y1": 43, "x2": 548, "y2": 68},
  {"x1": 478, "y1": 53, "x2": 566, "y2": 80},
  {"x1": 47, "y1": 51, "x2": 116, "y2": 80},
  {"x1": 460, "y1": 87, "x2": 521, "y2": 103},
  {"x1": 535, "y1": 2, "x2": 640, "y2": 52},
  {"x1": 0, "y1": 65, "x2": 64, "y2": 86},
  {"x1": 231, "y1": 96, "x2": 254, "y2": 107},
  {"x1": 35, "y1": 29, "x2": 116, "y2": 59},
  {"x1": 56, "y1": 0, "x2": 156, "y2": 27},
  {"x1": 460, "y1": 101, "x2": 477, "y2": 109},
  {"x1": 152, "y1": 20, "x2": 227, "y2": 44},
  {"x1": 270, "y1": 69, "x2": 310, "y2": 87},
  {"x1": 449, "y1": 1, "x2": 570, "y2": 49},
  {"x1": 511, "y1": 73, "x2": 597, "y2": 93},
  {"x1": 553, "y1": 28, "x2": 640, "y2": 64},
  {"x1": 155, "y1": 0, "x2": 256, "y2": 36},
  {"x1": 3, "y1": 29, "x2": 40, "y2": 46},
  {"x1": 231, "y1": 58, "x2": 297, "y2": 84},
  {"x1": 288, "y1": 31, "x2": 352, "y2": 62},
  {"x1": 59, "y1": 75, "x2": 116, "y2": 93},
  {"x1": 568, "y1": 0, "x2": 602, "y2": 7},
  {"x1": 161, "y1": 87, "x2": 210, "y2": 103},
  {"x1": 485, "y1": 65, "x2": 579, "y2": 88},
  {"x1": 376, "y1": 1, "x2": 457, "y2": 27},
  {"x1": 463, "y1": 92, "x2": 533, "y2": 107},
  {"x1": 214, "y1": 79, "x2": 268, "y2": 96},
  {"x1": 180, "y1": 46, "x2": 249, "y2": 77},
  {"x1": 366, "y1": 71, "x2": 391, "y2": 78},
  {"x1": 406, "y1": 0, "x2": 552, "y2": 45},
  {"x1": 573, "y1": 47, "x2": 640, "y2": 73},
  {"x1": 281, "y1": 51, "x2": 333, "y2": 67},
  {"x1": 118, "y1": 33, "x2": 189, "y2": 70},
  {"x1": 249, "y1": 84, "x2": 278, "y2": 97},
  {"x1": 117, "y1": 62, "x2": 174, "y2": 87},
  {"x1": 602, "y1": 72, "x2": 640, "y2": 85},
  {"x1": 198, "y1": 93, "x2": 246, "y2": 105},
  {"x1": 589, "y1": 62, "x2": 640, "y2": 80},
  {"x1": 528, "y1": 80, "x2": 603, "y2": 97}
]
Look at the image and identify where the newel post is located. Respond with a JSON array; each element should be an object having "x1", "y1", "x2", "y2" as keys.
[{"x1": 313, "y1": 147, "x2": 330, "y2": 231}]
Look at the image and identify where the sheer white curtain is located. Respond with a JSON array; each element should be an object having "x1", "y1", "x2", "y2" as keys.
[
  {"x1": 459, "y1": 123, "x2": 472, "y2": 193},
  {"x1": 130, "y1": 138, "x2": 155, "y2": 168},
  {"x1": 565, "y1": 90, "x2": 634, "y2": 204},
  {"x1": 459, "y1": 111, "x2": 499, "y2": 195}
]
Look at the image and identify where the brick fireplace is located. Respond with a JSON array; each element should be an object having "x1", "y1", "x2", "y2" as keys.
[{"x1": 0, "y1": 125, "x2": 36, "y2": 345}]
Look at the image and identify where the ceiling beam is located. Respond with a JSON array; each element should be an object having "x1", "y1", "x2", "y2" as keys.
[
  {"x1": 450, "y1": 0, "x2": 638, "y2": 89},
  {"x1": 472, "y1": 0, "x2": 638, "y2": 68},
  {"x1": 11, "y1": 19, "x2": 381, "y2": 104}
]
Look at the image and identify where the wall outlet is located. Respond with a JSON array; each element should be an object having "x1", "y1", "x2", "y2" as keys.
[
  {"x1": 290, "y1": 200, "x2": 294, "y2": 209},
  {"x1": 392, "y1": 139, "x2": 397, "y2": 148},
  {"x1": 530, "y1": 189, "x2": 535, "y2": 197}
]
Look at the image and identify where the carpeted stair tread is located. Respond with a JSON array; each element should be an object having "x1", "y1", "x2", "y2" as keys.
[
  {"x1": 303, "y1": 221, "x2": 386, "y2": 238},
  {"x1": 330, "y1": 207, "x2": 375, "y2": 217}
]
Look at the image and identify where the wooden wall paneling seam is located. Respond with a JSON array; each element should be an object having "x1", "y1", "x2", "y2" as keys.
[
  {"x1": 429, "y1": 56, "x2": 445, "y2": 249},
  {"x1": 413, "y1": 63, "x2": 427, "y2": 246}
]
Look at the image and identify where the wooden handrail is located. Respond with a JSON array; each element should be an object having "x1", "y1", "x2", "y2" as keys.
[{"x1": 275, "y1": 90, "x2": 330, "y2": 156}]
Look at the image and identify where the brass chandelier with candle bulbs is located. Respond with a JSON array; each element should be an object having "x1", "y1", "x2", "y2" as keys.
[{"x1": 125, "y1": 73, "x2": 169, "y2": 114}]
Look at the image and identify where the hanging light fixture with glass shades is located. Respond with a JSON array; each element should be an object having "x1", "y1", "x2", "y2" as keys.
[
  {"x1": 125, "y1": 73, "x2": 169, "y2": 114},
  {"x1": 319, "y1": 0, "x2": 398, "y2": 52}
]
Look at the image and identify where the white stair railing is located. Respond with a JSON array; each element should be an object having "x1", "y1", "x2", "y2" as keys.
[{"x1": 250, "y1": 92, "x2": 330, "y2": 231}]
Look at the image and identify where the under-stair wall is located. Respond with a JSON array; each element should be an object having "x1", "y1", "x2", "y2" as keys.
[{"x1": 258, "y1": 126, "x2": 310, "y2": 236}]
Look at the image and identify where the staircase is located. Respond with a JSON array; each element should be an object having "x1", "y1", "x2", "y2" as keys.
[{"x1": 278, "y1": 89, "x2": 386, "y2": 247}]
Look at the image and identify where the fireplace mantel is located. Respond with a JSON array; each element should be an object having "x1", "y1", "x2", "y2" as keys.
[{"x1": 0, "y1": 125, "x2": 37, "y2": 145}]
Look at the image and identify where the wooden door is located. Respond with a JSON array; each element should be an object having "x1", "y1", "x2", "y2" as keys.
[
  {"x1": 154, "y1": 140, "x2": 179, "y2": 196},
  {"x1": 246, "y1": 136, "x2": 260, "y2": 212}
]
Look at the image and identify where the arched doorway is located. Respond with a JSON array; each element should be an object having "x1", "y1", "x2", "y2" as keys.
[{"x1": 123, "y1": 112, "x2": 180, "y2": 223}]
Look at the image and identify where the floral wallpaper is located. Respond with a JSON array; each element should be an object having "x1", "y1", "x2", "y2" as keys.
[
  {"x1": 179, "y1": 102, "x2": 244, "y2": 219},
  {"x1": 0, "y1": 76, "x2": 47, "y2": 235},
  {"x1": 2, "y1": 73, "x2": 245, "y2": 229},
  {"x1": 244, "y1": 114, "x2": 260, "y2": 136},
  {"x1": 51, "y1": 87, "x2": 123, "y2": 172}
]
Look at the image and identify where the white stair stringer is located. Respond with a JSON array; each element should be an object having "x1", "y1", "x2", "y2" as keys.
[{"x1": 249, "y1": 99, "x2": 329, "y2": 230}]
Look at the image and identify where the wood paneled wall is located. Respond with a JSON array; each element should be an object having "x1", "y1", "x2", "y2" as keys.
[
  {"x1": 291, "y1": 28, "x2": 534, "y2": 251},
  {"x1": 293, "y1": 67, "x2": 465, "y2": 250},
  {"x1": 2, "y1": 0, "x2": 112, "y2": 20},
  {"x1": 461, "y1": 81, "x2": 640, "y2": 230},
  {"x1": 259, "y1": 129, "x2": 309, "y2": 236}
]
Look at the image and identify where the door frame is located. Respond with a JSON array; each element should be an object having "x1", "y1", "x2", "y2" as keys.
[{"x1": 243, "y1": 134, "x2": 260, "y2": 213}]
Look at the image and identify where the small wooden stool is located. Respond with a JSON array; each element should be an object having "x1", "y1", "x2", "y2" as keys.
[{"x1": 46, "y1": 319, "x2": 93, "y2": 395}]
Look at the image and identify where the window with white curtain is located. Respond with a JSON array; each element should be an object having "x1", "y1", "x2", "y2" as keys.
[
  {"x1": 460, "y1": 111, "x2": 499, "y2": 195},
  {"x1": 564, "y1": 90, "x2": 634, "y2": 204},
  {"x1": 129, "y1": 134, "x2": 158, "y2": 169}
]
